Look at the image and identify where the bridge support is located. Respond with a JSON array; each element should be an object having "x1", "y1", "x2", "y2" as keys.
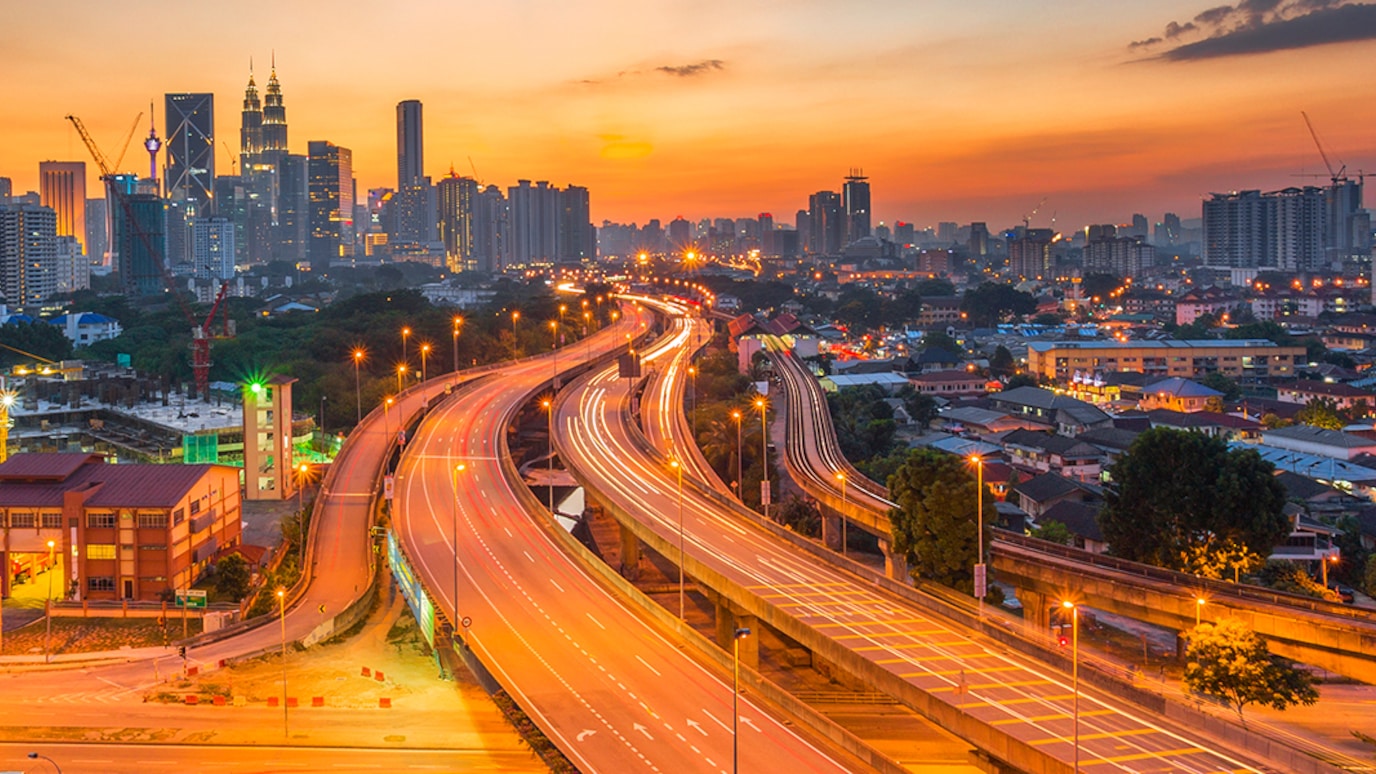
[
  {"x1": 618, "y1": 522, "x2": 642, "y2": 580},
  {"x1": 878, "y1": 539, "x2": 908, "y2": 582},
  {"x1": 1016, "y1": 588, "x2": 1052, "y2": 632},
  {"x1": 712, "y1": 600, "x2": 759, "y2": 670},
  {"x1": 821, "y1": 514, "x2": 841, "y2": 551}
]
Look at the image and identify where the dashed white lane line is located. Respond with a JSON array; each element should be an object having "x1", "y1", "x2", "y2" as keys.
[
  {"x1": 587, "y1": 612, "x2": 606, "y2": 630},
  {"x1": 635, "y1": 655, "x2": 661, "y2": 676}
]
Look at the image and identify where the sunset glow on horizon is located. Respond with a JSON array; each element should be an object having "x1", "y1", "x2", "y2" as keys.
[{"x1": 4, "y1": 0, "x2": 1374, "y2": 231}]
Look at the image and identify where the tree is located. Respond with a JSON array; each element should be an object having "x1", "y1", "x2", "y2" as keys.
[
  {"x1": 1099, "y1": 428, "x2": 1289, "y2": 572},
  {"x1": 0, "y1": 321, "x2": 74, "y2": 367},
  {"x1": 214, "y1": 554, "x2": 252, "y2": 601},
  {"x1": 1030, "y1": 520, "x2": 1074, "y2": 546},
  {"x1": 888, "y1": 449, "x2": 994, "y2": 593},
  {"x1": 1004, "y1": 373, "x2": 1039, "y2": 390},
  {"x1": 1184, "y1": 618, "x2": 1318, "y2": 720},
  {"x1": 988, "y1": 345, "x2": 1016, "y2": 378},
  {"x1": 920, "y1": 331, "x2": 962, "y2": 356},
  {"x1": 1199, "y1": 371, "x2": 1241, "y2": 401},
  {"x1": 1204, "y1": 396, "x2": 1225, "y2": 413},
  {"x1": 1260, "y1": 412, "x2": 1292, "y2": 429},
  {"x1": 1296, "y1": 398, "x2": 1345, "y2": 430},
  {"x1": 1173, "y1": 312, "x2": 1218, "y2": 341},
  {"x1": 960, "y1": 282, "x2": 1036, "y2": 326},
  {"x1": 775, "y1": 494, "x2": 821, "y2": 537}
]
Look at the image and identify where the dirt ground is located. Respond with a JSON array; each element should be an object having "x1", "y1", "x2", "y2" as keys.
[{"x1": 1, "y1": 616, "x2": 199, "y2": 656}]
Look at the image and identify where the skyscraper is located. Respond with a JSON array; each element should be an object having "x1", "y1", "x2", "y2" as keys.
[
  {"x1": 842, "y1": 170, "x2": 870, "y2": 244},
  {"x1": 808, "y1": 190, "x2": 842, "y2": 255},
  {"x1": 165, "y1": 93, "x2": 215, "y2": 208},
  {"x1": 85, "y1": 198, "x2": 108, "y2": 270},
  {"x1": 116, "y1": 193, "x2": 167, "y2": 297},
  {"x1": 240, "y1": 71, "x2": 263, "y2": 157},
  {"x1": 508, "y1": 180, "x2": 560, "y2": 265},
  {"x1": 559, "y1": 185, "x2": 594, "y2": 261},
  {"x1": 275, "y1": 153, "x2": 309, "y2": 264},
  {"x1": 308, "y1": 141, "x2": 354, "y2": 270},
  {"x1": 437, "y1": 172, "x2": 478, "y2": 272},
  {"x1": 0, "y1": 204, "x2": 59, "y2": 305},
  {"x1": 260, "y1": 66, "x2": 288, "y2": 158},
  {"x1": 1203, "y1": 187, "x2": 1330, "y2": 271},
  {"x1": 191, "y1": 216, "x2": 235, "y2": 280},
  {"x1": 39, "y1": 161, "x2": 87, "y2": 254},
  {"x1": 397, "y1": 100, "x2": 424, "y2": 188},
  {"x1": 0, "y1": 178, "x2": 11, "y2": 205}
]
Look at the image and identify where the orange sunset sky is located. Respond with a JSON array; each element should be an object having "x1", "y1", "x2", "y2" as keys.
[{"x1": 3, "y1": 0, "x2": 1373, "y2": 232}]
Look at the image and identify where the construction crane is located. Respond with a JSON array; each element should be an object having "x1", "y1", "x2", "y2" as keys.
[
  {"x1": 1302, "y1": 111, "x2": 1346, "y2": 184},
  {"x1": 66, "y1": 114, "x2": 233, "y2": 401},
  {"x1": 221, "y1": 141, "x2": 239, "y2": 175},
  {"x1": 109, "y1": 112, "x2": 143, "y2": 172},
  {"x1": 1023, "y1": 197, "x2": 1048, "y2": 230}
]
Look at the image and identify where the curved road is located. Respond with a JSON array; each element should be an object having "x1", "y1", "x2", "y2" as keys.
[{"x1": 391, "y1": 305, "x2": 856, "y2": 773}]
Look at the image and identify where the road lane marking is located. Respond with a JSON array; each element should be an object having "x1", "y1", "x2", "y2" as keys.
[
  {"x1": 587, "y1": 613, "x2": 606, "y2": 630},
  {"x1": 635, "y1": 655, "x2": 661, "y2": 676}
]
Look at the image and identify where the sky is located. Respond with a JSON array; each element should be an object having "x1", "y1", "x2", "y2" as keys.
[{"x1": 2, "y1": 0, "x2": 1374, "y2": 232}]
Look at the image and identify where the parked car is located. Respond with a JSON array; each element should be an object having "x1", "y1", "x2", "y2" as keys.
[{"x1": 1331, "y1": 584, "x2": 1356, "y2": 604}]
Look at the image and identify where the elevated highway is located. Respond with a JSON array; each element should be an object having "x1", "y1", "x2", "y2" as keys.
[
  {"x1": 557, "y1": 307, "x2": 1268, "y2": 774},
  {"x1": 389, "y1": 305, "x2": 859, "y2": 773}
]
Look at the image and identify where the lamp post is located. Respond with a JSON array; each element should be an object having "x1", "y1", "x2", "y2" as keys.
[
  {"x1": 836, "y1": 472, "x2": 848, "y2": 557},
  {"x1": 970, "y1": 454, "x2": 986, "y2": 613},
  {"x1": 278, "y1": 587, "x2": 289, "y2": 738},
  {"x1": 550, "y1": 320, "x2": 559, "y2": 389},
  {"x1": 318, "y1": 395, "x2": 327, "y2": 452},
  {"x1": 452, "y1": 316, "x2": 463, "y2": 375},
  {"x1": 401, "y1": 326, "x2": 411, "y2": 369},
  {"x1": 541, "y1": 399, "x2": 555, "y2": 515},
  {"x1": 384, "y1": 397, "x2": 395, "y2": 447},
  {"x1": 1061, "y1": 600, "x2": 1079, "y2": 773},
  {"x1": 731, "y1": 410, "x2": 743, "y2": 497},
  {"x1": 44, "y1": 538, "x2": 54, "y2": 663},
  {"x1": 733, "y1": 626, "x2": 752, "y2": 774},
  {"x1": 511, "y1": 310, "x2": 520, "y2": 342},
  {"x1": 671, "y1": 459, "x2": 685, "y2": 619},
  {"x1": 452, "y1": 463, "x2": 466, "y2": 632},
  {"x1": 25, "y1": 752, "x2": 61, "y2": 773},
  {"x1": 755, "y1": 398, "x2": 769, "y2": 519},
  {"x1": 352, "y1": 349, "x2": 364, "y2": 424},
  {"x1": 396, "y1": 364, "x2": 407, "y2": 394},
  {"x1": 420, "y1": 343, "x2": 431, "y2": 383},
  {"x1": 1321, "y1": 554, "x2": 1337, "y2": 589},
  {"x1": 296, "y1": 463, "x2": 310, "y2": 566},
  {"x1": 1195, "y1": 596, "x2": 1206, "y2": 628}
]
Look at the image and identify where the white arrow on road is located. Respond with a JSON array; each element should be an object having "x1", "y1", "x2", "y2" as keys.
[
  {"x1": 741, "y1": 716, "x2": 761, "y2": 732},
  {"x1": 576, "y1": 729, "x2": 596, "y2": 742},
  {"x1": 633, "y1": 723, "x2": 654, "y2": 740},
  {"x1": 685, "y1": 718, "x2": 707, "y2": 736}
]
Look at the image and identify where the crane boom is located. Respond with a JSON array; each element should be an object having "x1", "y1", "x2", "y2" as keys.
[
  {"x1": 65, "y1": 115, "x2": 113, "y2": 177},
  {"x1": 1302, "y1": 111, "x2": 1345, "y2": 183},
  {"x1": 111, "y1": 112, "x2": 143, "y2": 172}
]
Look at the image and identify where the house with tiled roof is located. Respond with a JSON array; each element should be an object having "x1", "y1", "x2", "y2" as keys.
[
  {"x1": 1137, "y1": 377, "x2": 1221, "y2": 413},
  {"x1": 1261, "y1": 425, "x2": 1376, "y2": 461},
  {"x1": 1276, "y1": 380, "x2": 1376, "y2": 414},
  {"x1": 0, "y1": 453, "x2": 241, "y2": 602},
  {"x1": 909, "y1": 369, "x2": 988, "y2": 397},
  {"x1": 1035, "y1": 500, "x2": 1107, "y2": 554},
  {"x1": 988, "y1": 386, "x2": 1113, "y2": 436},
  {"x1": 1012, "y1": 472, "x2": 1100, "y2": 519},
  {"x1": 998, "y1": 429, "x2": 1103, "y2": 480},
  {"x1": 1143, "y1": 409, "x2": 1261, "y2": 440}
]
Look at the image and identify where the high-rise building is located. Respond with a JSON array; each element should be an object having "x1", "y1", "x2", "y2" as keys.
[
  {"x1": 1203, "y1": 187, "x2": 1332, "y2": 271},
  {"x1": 165, "y1": 93, "x2": 215, "y2": 208},
  {"x1": 1326, "y1": 178, "x2": 1370, "y2": 265},
  {"x1": 893, "y1": 221, "x2": 915, "y2": 247},
  {"x1": 437, "y1": 172, "x2": 478, "y2": 272},
  {"x1": 275, "y1": 153, "x2": 309, "y2": 264},
  {"x1": 559, "y1": 185, "x2": 594, "y2": 261},
  {"x1": 0, "y1": 178, "x2": 11, "y2": 205},
  {"x1": 54, "y1": 235, "x2": 88, "y2": 294},
  {"x1": 214, "y1": 175, "x2": 271, "y2": 264},
  {"x1": 0, "y1": 204, "x2": 59, "y2": 305},
  {"x1": 191, "y1": 217, "x2": 235, "y2": 280},
  {"x1": 667, "y1": 217, "x2": 692, "y2": 251},
  {"x1": 969, "y1": 222, "x2": 989, "y2": 257},
  {"x1": 260, "y1": 66, "x2": 288, "y2": 158},
  {"x1": 397, "y1": 100, "x2": 424, "y2": 188},
  {"x1": 473, "y1": 185, "x2": 508, "y2": 273},
  {"x1": 307, "y1": 141, "x2": 353, "y2": 270},
  {"x1": 240, "y1": 72, "x2": 263, "y2": 157},
  {"x1": 808, "y1": 191, "x2": 843, "y2": 255},
  {"x1": 507, "y1": 180, "x2": 561, "y2": 265},
  {"x1": 39, "y1": 161, "x2": 87, "y2": 255},
  {"x1": 842, "y1": 170, "x2": 870, "y2": 244},
  {"x1": 1009, "y1": 228, "x2": 1054, "y2": 279},
  {"x1": 117, "y1": 193, "x2": 167, "y2": 297},
  {"x1": 1085, "y1": 226, "x2": 1154, "y2": 278},
  {"x1": 85, "y1": 198, "x2": 108, "y2": 270}
]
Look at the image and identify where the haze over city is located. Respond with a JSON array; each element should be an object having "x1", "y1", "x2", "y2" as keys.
[{"x1": 4, "y1": 0, "x2": 1374, "y2": 228}]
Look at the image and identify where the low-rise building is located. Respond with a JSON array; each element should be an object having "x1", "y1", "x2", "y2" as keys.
[
  {"x1": 1025, "y1": 340, "x2": 1305, "y2": 383},
  {"x1": 0, "y1": 453, "x2": 241, "y2": 602},
  {"x1": 998, "y1": 428, "x2": 1103, "y2": 480},
  {"x1": 908, "y1": 369, "x2": 988, "y2": 397},
  {"x1": 1260, "y1": 425, "x2": 1376, "y2": 461},
  {"x1": 1276, "y1": 380, "x2": 1375, "y2": 414},
  {"x1": 48, "y1": 312, "x2": 122, "y2": 347}
]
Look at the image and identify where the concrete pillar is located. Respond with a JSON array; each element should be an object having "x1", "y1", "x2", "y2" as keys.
[
  {"x1": 821, "y1": 514, "x2": 841, "y2": 551},
  {"x1": 713, "y1": 602, "x2": 759, "y2": 670},
  {"x1": 1017, "y1": 588, "x2": 1051, "y2": 632},
  {"x1": 878, "y1": 539, "x2": 908, "y2": 582},
  {"x1": 618, "y1": 522, "x2": 641, "y2": 581}
]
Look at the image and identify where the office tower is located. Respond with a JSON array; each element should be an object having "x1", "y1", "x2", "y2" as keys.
[
  {"x1": 937, "y1": 222, "x2": 957, "y2": 243},
  {"x1": 1327, "y1": 178, "x2": 1369, "y2": 265},
  {"x1": 893, "y1": 221, "x2": 914, "y2": 247},
  {"x1": 507, "y1": 180, "x2": 561, "y2": 265},
  {"x1": 192, "y1": 217, "x2": 235, "y2": 280},
  {"x1": 165, "y1": 93, "x2": 215, "y2": 208},
  {"x1": 397, "y1": 100, "x2": 424, "y2": 188},
  {"x1": 214, "y1": 175, "x2": 271, "y2": 264},
  {"x1": 39, "y1": 161, "x2": 87, "y2": 255},
  {"x1": 1154, "y1": 212, "x2": 1182, "y2": 245},
  {"x1": 307, "y1": 141, "x2": 354, "y2": 270},
  {"x1": 842, "y1": 169, "x2": 871, "y2": 243},
  {"x1": 85, "y1": 198, "x2": 108, "y2": 270},
  {"x1": 1009, "y1": 228, "x2": 1054, "y2": 279},
  {"x1": 437, "y1": 172, "x2": 478, "y2": 272},
  {"x1": 1129, "y1": 213, "x2": 1149, "y2": 239},
  {"x1": 54, "y1": 235, "x2": 89, "y2": 294},
  {"x1": 559, "y1": 185, "x2": 593, "y2": 261},
  {"x1": 1085, "y1": 226, "x2": 1154, "y2": 278},
  {"x1": 241, "y1": 71, "x2": 263, "y2": 157},
  {"x1": 666, "y1": 217, "x2": 692, "y2": 251},
  {"x1": 116, "y1": 193, "x2": 167, "y2": 297},
  {"x1": 0, "y1": 204, "x2": 59, "y2": 305},
  {"x1": 260, "y1": 66, "x2": 288, "y2": 157},
  {"x1": 969, "y1": 222, "x2": 989, "y2": 257},
  {"x1": 0, "y1": 178, "x2": 11, "y2": 204},
  {"x1": 642, "y1": 219, "x2": 665, "y2": 254},
  {"x1": 808, "y1": 190, "x2": 843, "y2": 255},
  {"x1": 794, "y1": 210, "x2": 810, "y2": 251},
  {"x1": 473, "y1": 184, "x2": 508, "y2": 273},
  {"x1": 275, "y1": 153, "x2": 309, "y2": 263}
]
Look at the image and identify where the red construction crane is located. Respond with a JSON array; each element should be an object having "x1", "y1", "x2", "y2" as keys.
[{"x1": 66, "y1": 113, "x2": 233, "y2": 400}]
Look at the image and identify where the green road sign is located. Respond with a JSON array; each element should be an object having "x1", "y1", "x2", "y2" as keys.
[{"x1": 176, "y1": 589, "x2": 208, "y2": 609}]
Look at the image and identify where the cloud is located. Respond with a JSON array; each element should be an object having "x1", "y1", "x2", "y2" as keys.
[
  {"x1": 654, "y1": 60, "x2": 725, "y2": 77},
  {"x1": 1131, "y1": 1, "x2": 1376, "y2": 60}
]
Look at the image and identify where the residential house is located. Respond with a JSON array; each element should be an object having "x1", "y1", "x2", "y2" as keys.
[
  {"x1": 1260, "y1": 425, "x2": 1376, "y2": 461},
  {"x1": 1276, "y1": 380, "x2": 1376, "y2": 415},
  {"x1": 909, "y1": 370, "x2": 988, "y2": 397},
  {"x1": 988, "y1": 386, "x2": 1113, "y2": 436},
  {"x1": 998, "y1": 429, "x2": 1103, "y2": 480},
  {"x1": 1137, "y1": 377, "x2": 1222, "y2": 413},
  {"x1": 933, "y1": 406, "x2": 1042, "y2": 437},
  {"x1": 1035, "y1": 500, "x2": 1108, "y2": 554},
  {"x1": 1143, "y1": 409, "x2": 1261, "y2": 440},
  {"x1": 1012, "y1": 472, "x2": 1099, "y2": 520}
]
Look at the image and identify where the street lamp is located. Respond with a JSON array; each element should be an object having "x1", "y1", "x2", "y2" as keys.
[
  {"x1": 731, "y1": 410, "x2": 743, "y2": 497},
  {"x1": 278, "y1": 587, "x2": 289, "y2": 738},
  {"x1": 352, "y1": 349, "x2": 364, "y2": 424},
  {"x1": 541, "y1": 399, "x2": 555, "y2": 515},
  {"x1": 755, "y1": 398, "x2": 769, "y2": 519},
  {"x1": 732, "y1": 626, "x2": 752, "y2": 774},
  {"x1": 296, "y1": 463, "x2": 311, "y2": 566},
  {"x1": 687, "y1": 364, "x2": 698, "y2": 440},
  {"x1": 835, "y1": 472, "x2": 848, "y2": 557},
  {"x1": 1195, "y1": 596, "x2": 1206, "y2": 628},
  {"x1": 420, "y1": 343, "x2": 431, "y2": 383},
  {"x1": 452, "y1": 463, "x2": 467, "y2": 632},
  {"x1": 384, "y1": 396, "x2": 395, "y2": 447},
  {"x1": 671, "y1": 458, "x2": 685, "y2": 619},
  {"x1": 396, "y1": 364, "x2": 407, "y2": 394},
  {"x1": 970, "y1": 454, "x2": 986, "y2": 613},
  {"x1": 401, "y1": 326, "x2": 411, "y2": 369},
  {"x1": 26, "y1": 752, "x2": 61, "y2": 773},
  {"x1": 1061, "y1": 600, "x2": 1079, "y2": 773},
  {"x1": 452, "y1": 316, "x2": 463, "y2": 375},
  {"x1": 44, "y1": 538, "x2": 55, "y2": 662},
  {"x1": 1321, "y1": 554, "x2": 1338, "y2": 589},
  {"x1": 511, "y1": 310, "x2": 520, "y2": 341}
]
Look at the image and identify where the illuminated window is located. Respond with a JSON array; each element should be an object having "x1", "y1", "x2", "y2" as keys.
[
  {"x1": 138, "y1": 513, "x2": 169, "y2": 529},
  {"x1": 87, "y1": 544, "x2": 117, "y2": 560},
  {"x1": 87, "y1": 512, "x2": 117, "y2": 528}
]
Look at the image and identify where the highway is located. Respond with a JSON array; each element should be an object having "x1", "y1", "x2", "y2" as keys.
[
  {"x1": 390, "y1": 303, "x2": 858, "y2": 773},
  {"x1": 556, "y1": 305, "x2": 1268, "y2": 774},
  {"x1": 0, "y1": 742, "x2": 525, "y2": 774}
]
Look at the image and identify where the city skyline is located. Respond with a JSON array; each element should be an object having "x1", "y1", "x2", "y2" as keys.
[{"x1": 3, "y1": 0, "x2": 1374, "y2": 231}]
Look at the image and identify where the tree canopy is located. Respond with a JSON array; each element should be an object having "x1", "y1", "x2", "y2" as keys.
[
  {"x1": 1184, "y1": 618, "x2": 1318, "y2": 720},
  {"x1": 887, "y1": 449, "x2": 995, "y2": 593},
  {"x1": 960, "y1": 283, "x2": 1036, "y2": 326},
  {"x1": 1098, "y1": 428, "x2": 1289, "y2": 572}
]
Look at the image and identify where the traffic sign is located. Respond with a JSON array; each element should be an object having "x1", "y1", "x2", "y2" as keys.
[{"x1": 176, "y1": 589, "x2": 208, "y2": 609}]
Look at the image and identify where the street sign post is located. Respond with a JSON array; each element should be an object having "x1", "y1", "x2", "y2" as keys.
[{"x1": 176, "y1": 589, "x2": 208, "y2": 609}]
